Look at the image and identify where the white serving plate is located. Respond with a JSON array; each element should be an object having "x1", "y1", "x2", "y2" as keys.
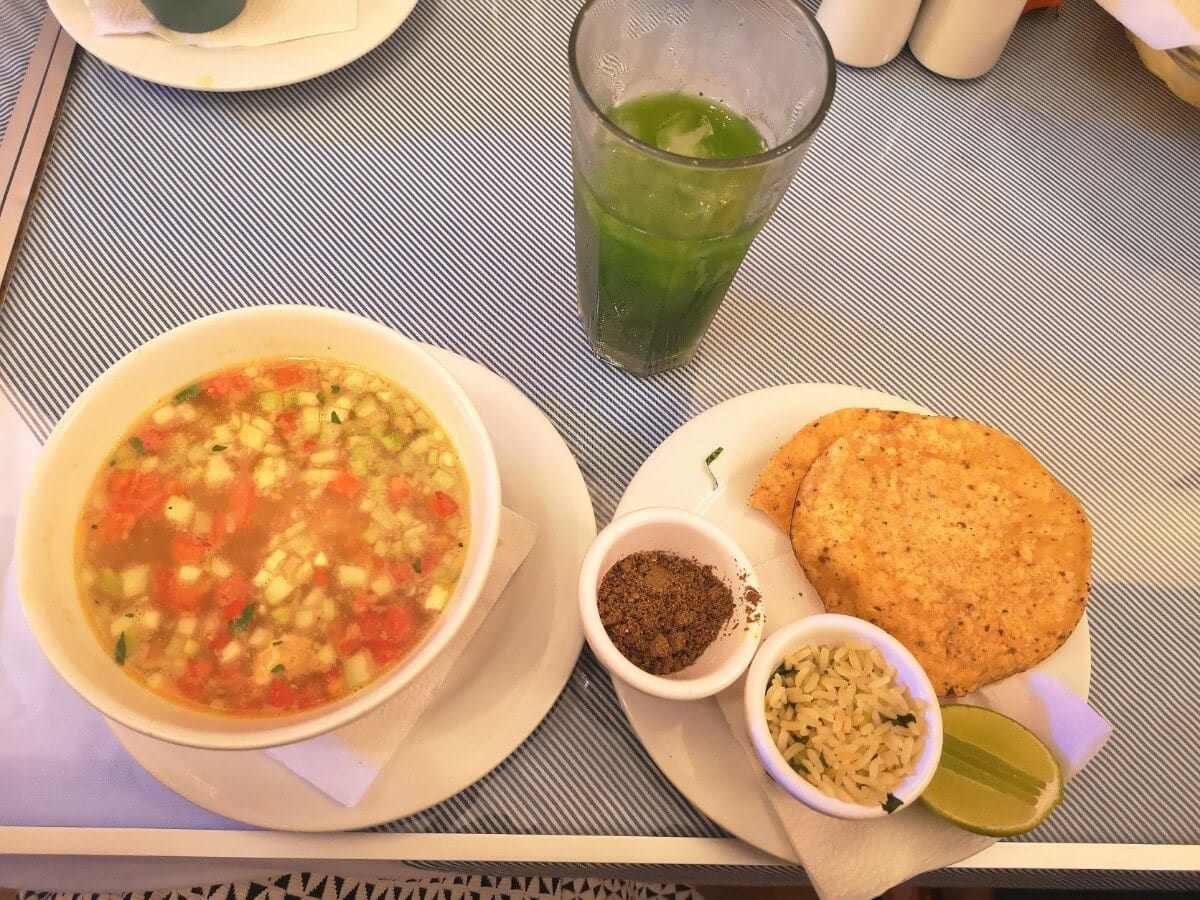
[{"x1": 613, "y1": 383, "x2": 1092, "y2": 861}]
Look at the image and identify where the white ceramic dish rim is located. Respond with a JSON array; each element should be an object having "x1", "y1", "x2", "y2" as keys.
[
  {"x1": 15, "y1": 305, "x2": 501, "y2": 750},
  {"x1": 744, "y1": 614, "x2": 944, "y2": 820},
  {"x1": 578, "y1": 506, "x2": 764, "y2": 701}
]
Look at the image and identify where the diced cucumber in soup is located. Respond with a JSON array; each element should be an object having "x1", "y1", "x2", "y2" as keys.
[{"x1": 76, "y1": 358, "x2": 469, "y2": 716}]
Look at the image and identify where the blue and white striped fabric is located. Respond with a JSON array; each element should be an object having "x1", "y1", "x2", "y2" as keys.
[
  {"x1": 0, "y1": 0, "x2": 44, "y2": 137},
  {"x1": 1, "y1": 0, "x2": 1199, "y2": 858}
]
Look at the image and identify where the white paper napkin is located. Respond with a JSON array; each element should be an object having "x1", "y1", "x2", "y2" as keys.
[
  {"x1": 1095, "y1": 0, "x2": 1200, "y2": 50},
  {"x1": 87, "y1": 0, "x2": 357, "y2": 48},
  {"x1": 717, "y1": 553, "x2": 1112, "y2": 900},
  {"x1": 266, "y1": 508, "x2": 538, "y2": 807}
]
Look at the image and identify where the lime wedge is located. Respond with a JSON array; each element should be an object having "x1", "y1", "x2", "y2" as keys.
[{"x1": 921, "y1": 704, "x2": 1063, "y2": 836}]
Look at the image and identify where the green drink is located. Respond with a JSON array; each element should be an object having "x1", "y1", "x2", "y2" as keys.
[
  {"x1": 606, "y1": 93, "x2": 766, "y2": 160},
  {"x1": 568, "y1": 0, "x2": 835, "y2": 376},
  {"x1": 575, "y1": 94, "x2": 769, "y2": 374}
]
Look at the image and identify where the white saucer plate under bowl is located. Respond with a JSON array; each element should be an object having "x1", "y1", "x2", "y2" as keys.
[{"x1": 110, "y1": 346, "x2": 594, "y2": 830}]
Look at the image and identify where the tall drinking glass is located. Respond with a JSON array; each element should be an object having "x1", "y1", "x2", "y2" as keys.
[{"x1": 569, "y1": 0, "x2": 835, "y2": 376}]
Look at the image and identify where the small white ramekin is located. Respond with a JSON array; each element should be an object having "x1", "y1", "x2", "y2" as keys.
[
  {"x1": 579, "y1": 506, "x2": 764, "y2": 701},
  {"x1": 744, "y1": 614, "x2": 943, "y2": 819}
]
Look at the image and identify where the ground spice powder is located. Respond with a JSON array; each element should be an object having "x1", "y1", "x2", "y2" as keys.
[{"x1": 597, "y1": 550, "x2": 735, "y2": 675}]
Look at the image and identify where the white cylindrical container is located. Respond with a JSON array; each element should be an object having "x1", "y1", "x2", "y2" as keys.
[
  {"x1": 908, "y1": 0, "x2": 1026, "y2": 79},
  {"x1": 816, "y1": 0, "x2": 924, "y2": 68}
]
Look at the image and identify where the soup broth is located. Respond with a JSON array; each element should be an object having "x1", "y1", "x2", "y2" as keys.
[{"x1": 75, "y1": 358, "x2": 470, "y2": 716}]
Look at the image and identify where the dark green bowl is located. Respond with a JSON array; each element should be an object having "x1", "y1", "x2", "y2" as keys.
[{"x1": 141, "y1": 0, "x2": 247, "y2": 33}]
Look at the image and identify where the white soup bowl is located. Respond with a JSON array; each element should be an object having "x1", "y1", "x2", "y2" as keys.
[{"x1": 17, "y1": 305, "x2": 501, "y2": 750}]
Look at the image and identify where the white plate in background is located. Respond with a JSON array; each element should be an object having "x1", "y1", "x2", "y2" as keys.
[{"x1": 49, "y1": 0, "x2": 417, "y2": 91}]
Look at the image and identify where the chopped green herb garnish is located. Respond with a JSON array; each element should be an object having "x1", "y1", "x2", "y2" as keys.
[
  {"x1": 272, "y1": 639, "x2": 283, "y2": 646},
  {"x1": 331, "y1": 411, "x2": 342, "y2": 424},
  {"x1": 789, "y1": 757, "x2": 808, "y2": 773},
  {"x1": 798, "y1": 735, "x2": 809, "y2": 745},
  {"x1": 228, "y1": 603, "x2": 256, "y2": 634},
  {"x1": 882, "y1": 793, "x2": 903, "y2": 814},
  {"x1": 316, "y1": 392, "x2": 326, "y2": 403},
  {"x1": 212, "y1": 444, "x2": 228, "y2": 452},
  {"x1": 115, "y1": 632, "x2": 127, "y2": 666},
  {"x1": 704, "y1": 446, "x2": 724, "y2": 488},
  {"x1": 412, "y1": 558, "x2": 422, "y2": 573},
  {"x1": 173, "y1": 384, "x2": 203, "y2": 403},
  {"x1": 129, "y1": 436, "x2": 146, "y2": 456},
  {"x1": 885, "y1": 712, "x2": 918, "y2": 727},
  {"x1": 819, "y1": 752, "x2": 829, "y2": 767},
  {"x1": 271, "y1": 664, "x2": 285, "y2": 674},
  {"x1": 331, "y1": 384, "x2": 341, "y2": 394}
]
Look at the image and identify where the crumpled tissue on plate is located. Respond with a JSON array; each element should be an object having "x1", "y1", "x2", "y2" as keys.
[{"x1": 1095, "y1": 0, "x2": 1200, "y2": 50}]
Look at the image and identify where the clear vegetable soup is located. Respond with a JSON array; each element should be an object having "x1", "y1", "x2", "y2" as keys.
[{"x1": 75, "y1": 358, "x2": 470, "y2": 715}]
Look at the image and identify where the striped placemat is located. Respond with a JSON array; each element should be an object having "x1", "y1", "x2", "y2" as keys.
[
  {"x1": 0, "y1": 9, "x2": 74, "y2": 282},
  {"x1": 1, "y1": 0, "x2": 1198, "y2": 852},
  {"x1": 0, "y1": 0, "x2": 46, "y2": 137}
]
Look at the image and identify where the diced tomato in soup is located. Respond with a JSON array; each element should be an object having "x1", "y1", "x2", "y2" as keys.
[{"x1": 76, "y1": 358, "x2": 470, "y2": 716}]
